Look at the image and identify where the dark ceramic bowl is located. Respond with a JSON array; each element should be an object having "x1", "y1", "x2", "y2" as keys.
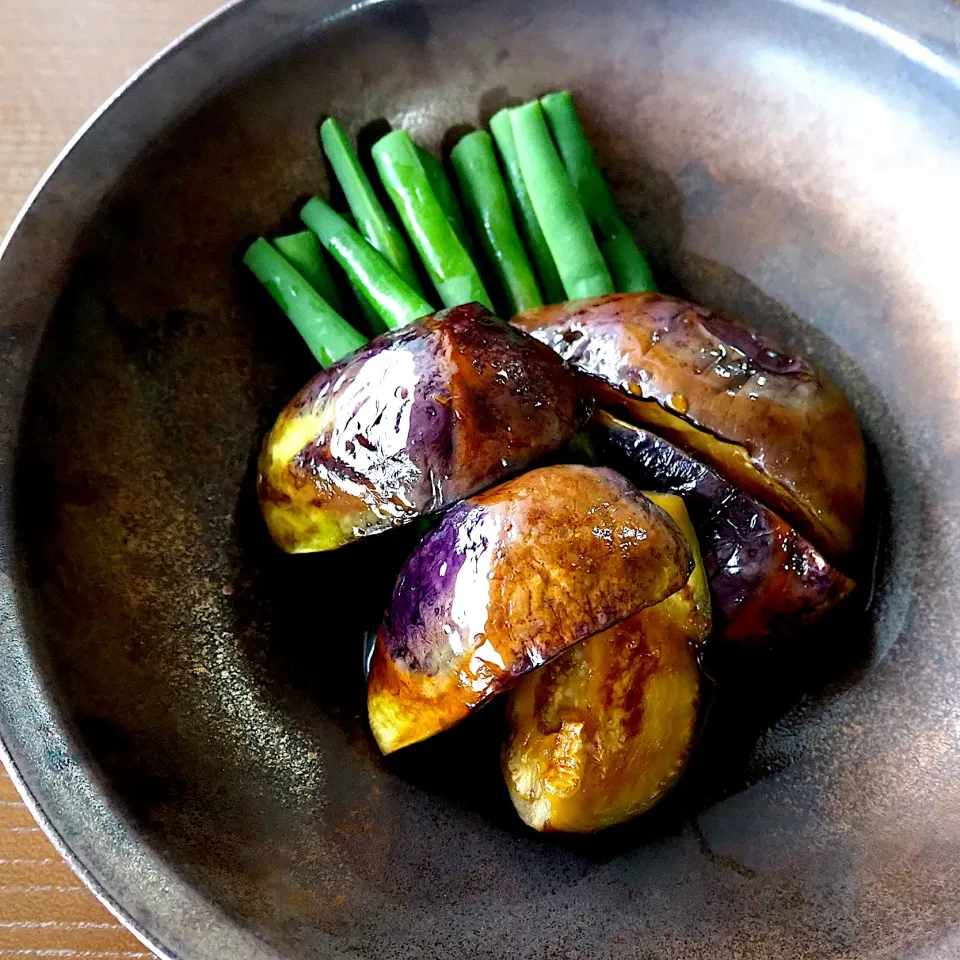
[{"x1": 2, "y1": 0, "x2": 959, "y2": 957}]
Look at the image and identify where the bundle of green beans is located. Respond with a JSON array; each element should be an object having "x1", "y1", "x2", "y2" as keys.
[{"x1": 243, "y1": 91, "x2": 655, "y2": 366}]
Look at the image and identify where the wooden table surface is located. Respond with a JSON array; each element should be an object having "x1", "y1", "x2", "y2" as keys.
[{"x1": 0, "y1": 2, "x2": 224, "y2": 954}]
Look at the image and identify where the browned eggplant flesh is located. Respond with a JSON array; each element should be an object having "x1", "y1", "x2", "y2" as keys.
[{"x1": 503, "y1": 494, "x2": 709, "y2": 832}]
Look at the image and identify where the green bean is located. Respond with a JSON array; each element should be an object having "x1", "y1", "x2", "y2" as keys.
[
  {"x1": 509, "y1": 101, "x2": 614, "y2": 300},
  {"x1": 489, "y1": 108, "x2": 565, "y2": 304},
  {"x1": 450, "y1": 131, "x2": 542, "y2": 314},
  {"x1": 540, "y1": 91, "x2": 656, "y2": 292},
  {"x1": 372, "y1": 129, "x2": 492, "y2": 310},
  {"x1": 351, "y1": 283, "x2": 390, "y2": 336},
  {"x1": 272, "y1": 231, "x2": 345, "y2": 313},
  {"x1": 319, "y1": 117, "x2": 424, "y2": 295},
  {"x1": 243, "y1": 238, "x2": 367, "y2": 366},
  {"x1": 340, "y1": 211, "x2": 393, "y2": 336},
  {"x1": 300, "y1": 196, "x2": 433, "y2": 330},
  {"x1": 416, "y1": 146, "x2": 474, "y2": 256}
]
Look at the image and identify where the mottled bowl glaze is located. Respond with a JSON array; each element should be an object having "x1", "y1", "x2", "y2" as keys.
[{"x1": 1, "y1": 1, "x2": 959, "y2": 958}]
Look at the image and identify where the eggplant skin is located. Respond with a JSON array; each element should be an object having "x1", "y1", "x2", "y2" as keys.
[
  {"x1": 503, "y1": 493, "x2": 707, "y2": 833},
  {"x1": 513, "y1": 293, "x2": 866, "y2": 559},
  {"x1": 258, "y1": 302, "x2": 588, "y2": 553},
  {"x1": 590, "y1": 410, "x2": 855, "y2": 644},
  {"x1": 367, "y1": 465, "x2": 693, "y2": 755}
]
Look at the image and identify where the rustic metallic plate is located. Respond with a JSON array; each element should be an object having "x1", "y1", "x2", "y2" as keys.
[{"x1": 1, "y1": 0, "x2": 959, "y2": 957}]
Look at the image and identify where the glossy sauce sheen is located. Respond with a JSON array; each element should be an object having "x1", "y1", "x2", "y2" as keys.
[
  {"x1": 503, "y1": 494, "x2": 708, "y2": 832},
  {"x1": 514, "y1": 293, "x2": 867, "y2": 558},
  {"x1": 591, "y1": 410, "x2": 855, "y2": 644},
  {"x1": 367, "y1": 465, "x2": 693, "y2": 754},
  {"x1": 258, "y1": 303, "x2": 588, "y2": 552}
]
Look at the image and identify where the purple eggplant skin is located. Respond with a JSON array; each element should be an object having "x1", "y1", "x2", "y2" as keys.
[
  {"x1": 514, "y1": 293, "x2": 866, "y2": 560},
  {"x1": 367, "y1": 464, "x2": 693, "y2": 754},
  {"x1": 589, "y1": 410, "x2": 855, "y2": 645},
  {"x1": 257, "y1": 302, "x2": 590, "y2": 553}
]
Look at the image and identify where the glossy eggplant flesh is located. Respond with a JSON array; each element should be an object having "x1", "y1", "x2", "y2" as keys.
[
  {"x1": 367, "y1": 464, "x2": 693, "y2": 754},
  {"x1": 258, "y1": 302, "x2": 589, "y2": 553},
  {"x1": 503, "y1": 493, "x2": 707, "y2": 833},
  {"x1": 589, "y1": 410, "x2": 855, "y2": 644},
  {"x1": 513, "y1": 293, "x2": 867, "y2": 559}
]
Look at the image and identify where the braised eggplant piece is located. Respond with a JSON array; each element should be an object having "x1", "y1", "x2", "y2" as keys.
[
  {"x1": 590, "y1": 410, "x2": 855, "y2": 644},
  {"x1": 503, "y1": 493, "x2": 708, "y2": 832},
  {"x1": 513, "y1": 293, "x2": 866, "y2": 558},
  {"x1": 367, "y1": 465, "x2": 693, "y2": 754},
  {"x1": 258, "y1": 303, "x2": 588, "y2": 553}
]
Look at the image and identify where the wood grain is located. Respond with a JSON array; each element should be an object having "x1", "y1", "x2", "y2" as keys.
[{"x1": 0, "y1": 1, "x2": 225, "y2": 954}]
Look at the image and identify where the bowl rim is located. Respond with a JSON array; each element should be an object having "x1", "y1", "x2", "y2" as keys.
[
  {"x1": 0, "y1": 3, "x2": 262, "y2": 957},
  {"x1": 1, "y1": 1, "x2": 959, "y2": 958}
]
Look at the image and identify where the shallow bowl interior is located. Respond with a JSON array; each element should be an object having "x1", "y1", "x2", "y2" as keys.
[{"x1": 2, "y1": 0, "x2": 960, "y2": 958}]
